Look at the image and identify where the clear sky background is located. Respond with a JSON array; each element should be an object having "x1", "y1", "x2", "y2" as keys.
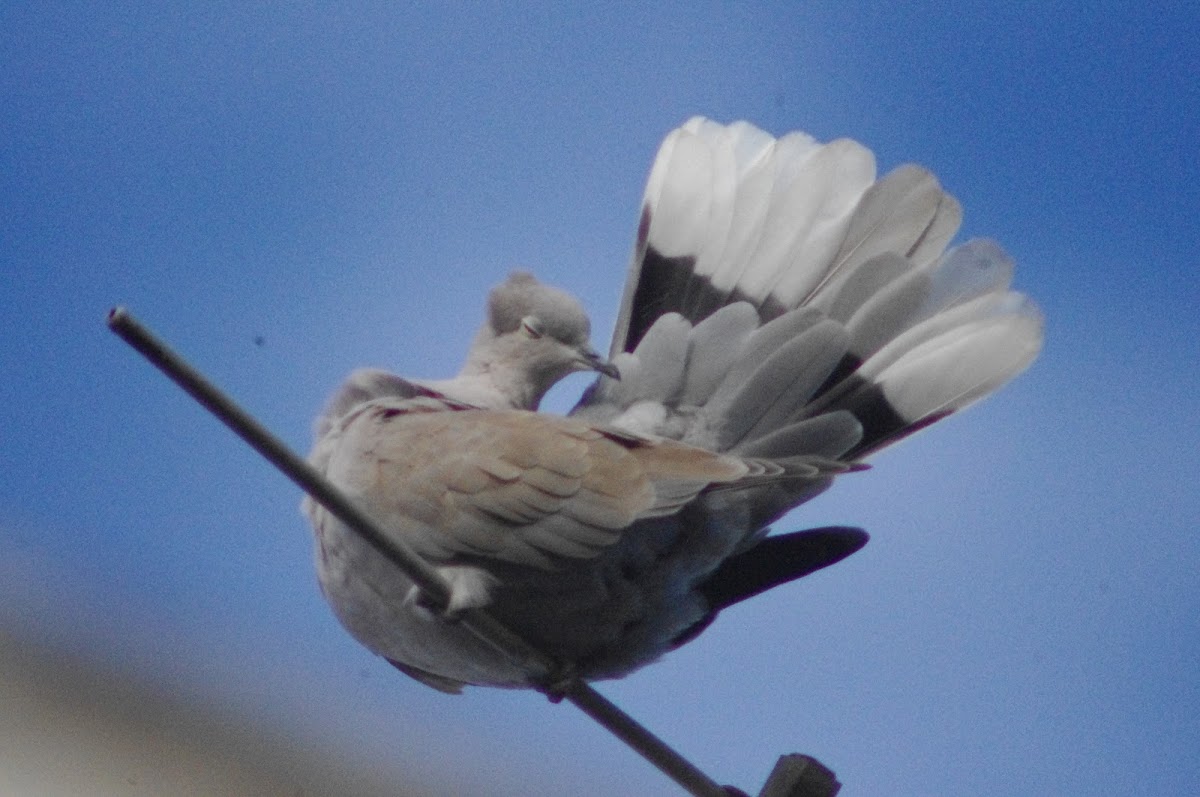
[{"x1": 2, "y1": 3, "x2": 1198, "y2": 795}]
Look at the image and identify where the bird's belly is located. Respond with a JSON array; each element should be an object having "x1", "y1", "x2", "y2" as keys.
[
  {"x1": 312, "y1": 512, "x2": 719, "y2": 688},
  {"x1": 314, "y1": 516, "x2": 531, "y2": 688}
]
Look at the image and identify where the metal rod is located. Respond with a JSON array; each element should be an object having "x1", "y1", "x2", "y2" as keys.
[
  {"x1": 106, "y1": 309, "x2": 455, "y2": 605},
  {"x1": 107, "y1": 307, "x2": 546, "y2": 673},
  {"x1": 106, "y1": 306, "x2": 734, "y2": 797},
  {"x1": 563, "y1": 680, "x2": 730, "y2": 797}
]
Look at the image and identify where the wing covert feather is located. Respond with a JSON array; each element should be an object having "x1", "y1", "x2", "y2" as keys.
[{"x1": 327, "y1": 401, "x2": 753, "y2": 568}]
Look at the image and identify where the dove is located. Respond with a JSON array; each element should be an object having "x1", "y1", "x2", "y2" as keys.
[{"x1": 304, "y1": 117, "x2": 1043, "y2": 693}]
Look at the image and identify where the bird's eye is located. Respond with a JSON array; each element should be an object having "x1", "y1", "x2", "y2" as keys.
[{"x1": 520, "y1": 317, "x2": 544, "y2": 339}]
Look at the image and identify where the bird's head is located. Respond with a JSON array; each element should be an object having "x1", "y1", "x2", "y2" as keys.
[{"x1": 465, "y1": 271, "x2": 619, "y2": 409}]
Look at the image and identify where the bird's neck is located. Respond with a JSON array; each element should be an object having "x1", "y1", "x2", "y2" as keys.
[
  {"x1": 453, "y1": 355, "x2": 546, "y2": 410},
  {"x1": 425, "y1": 331, "x2": 554, "y2": 410}
]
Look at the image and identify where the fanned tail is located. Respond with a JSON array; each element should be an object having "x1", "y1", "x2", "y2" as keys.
[
  {"x1": 577, "y1": 118, "x2": 1042, "y2": 465},
  {"x1": 565, "y1": 118, "x2": 1042, "y2": 674}
]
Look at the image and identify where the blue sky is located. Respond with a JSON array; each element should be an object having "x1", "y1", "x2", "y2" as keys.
[{"x1": 2, "y1": 3, "x2": 1198, "y2": 795}]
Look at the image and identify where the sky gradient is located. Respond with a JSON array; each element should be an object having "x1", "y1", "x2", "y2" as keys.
[{"x1": 3, "y1": 3, "x2": 1198, "y2": 795}]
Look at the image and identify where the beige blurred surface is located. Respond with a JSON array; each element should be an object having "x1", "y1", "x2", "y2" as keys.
[{"x1": 0, "y1": 630, "x2": 429, "y2": 797}]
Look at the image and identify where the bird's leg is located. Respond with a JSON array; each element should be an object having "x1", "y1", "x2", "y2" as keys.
[
  {"x1": 534, "y1": 660, "x2": 581, "y2": 703},
  {"x1": 406, "y1": 585, "x2": 461, "y2": 622},
  {"x1": 406, "y1": 564, "x2": 498, "y2": 621}
]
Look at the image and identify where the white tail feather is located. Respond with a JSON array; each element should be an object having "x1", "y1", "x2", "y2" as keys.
[{"x1": 871, "y1": 308, "x2": 1043, "y2": 422}]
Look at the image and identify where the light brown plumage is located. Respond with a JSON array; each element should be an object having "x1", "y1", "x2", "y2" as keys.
[{"x1": 323, "y1": 398, "x2": 751, "y2": 571}]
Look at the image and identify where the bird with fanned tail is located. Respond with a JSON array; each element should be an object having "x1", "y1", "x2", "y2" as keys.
[{"x1": 303, "y1": 118, "x2": 1043, "y2": 693}]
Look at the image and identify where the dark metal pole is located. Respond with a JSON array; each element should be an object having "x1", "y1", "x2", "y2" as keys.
[
  {"x1": 106, "y1": 306, "x2": 734, "y2": 797},
  {"x1": 563, "y1": 680, "x2": 733, "y2": 796}
]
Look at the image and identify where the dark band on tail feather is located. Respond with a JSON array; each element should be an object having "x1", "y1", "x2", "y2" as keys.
[
  {"x1": 627, "y1": 242, "x2": 789, "y2": 353},
  {"x1": 630, "y1": 237, "x2": 940, "y2": 458}
]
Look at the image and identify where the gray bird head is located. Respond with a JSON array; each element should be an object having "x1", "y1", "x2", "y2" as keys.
[{"x1": 462, "y1": 272, "x2": 618, "y2": 409}]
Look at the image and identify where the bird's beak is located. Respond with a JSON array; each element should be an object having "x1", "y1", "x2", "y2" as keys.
[{"x1": 579, "y1": 346, "x2": 620, "y2": 380}]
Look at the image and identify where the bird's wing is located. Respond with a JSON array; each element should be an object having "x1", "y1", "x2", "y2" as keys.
[
  {"x1": 309, "y1": 368, "x2": 474, "y2": 476},
  {"x1": 320, "y1": 399, "x2": 752, "y2": 570},
  {"x1": 312, "y1": 367, "x2": 474, "y2": 438}
]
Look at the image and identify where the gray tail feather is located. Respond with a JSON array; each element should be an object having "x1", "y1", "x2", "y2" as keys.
[{"x1": 577, "y1": 240, "x2": 1041, "y2": 462}]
